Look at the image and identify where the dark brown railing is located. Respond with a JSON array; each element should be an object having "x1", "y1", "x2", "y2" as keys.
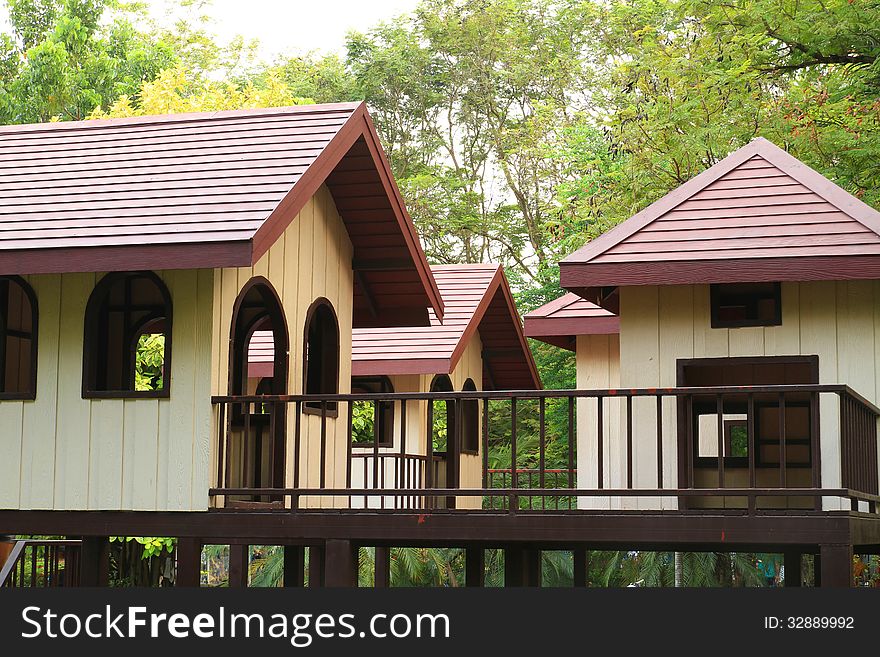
[
  {"x1": 0, "y1": 540, "x2": 81, "y2": 587},
  {"x1": 840, "y1": 391, "x2": 880, "y2": 498},
  {"x1": 486, "y1": 469, "x2": 575, "y2": 510},
  {"x1": 210, "y1": 384, "x2": 880, "y2": 515},
  {"x1": 349, "y1": 452, "x2": 431, "y2": 509}
]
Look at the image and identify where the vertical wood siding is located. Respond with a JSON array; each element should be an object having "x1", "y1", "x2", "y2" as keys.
[
  {"x1": 211, "y1": 185, "x2": 354, "y2": 510},
  {"x1": 0, "y1": 269, "x2": 213, "y2": 511},
  {"x1": 575, "y1": 334, "x2": 620, "y2": 509},
  {"x1": 591, "y1": 281, "x2": 880, "y2": 511}
]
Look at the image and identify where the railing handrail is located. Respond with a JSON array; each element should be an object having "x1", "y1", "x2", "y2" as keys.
[
  {"x1": 488, "y1": 468, "x2": 573, "y2": 474},
  {"x1": 209, "y1": 486, "x2": 880, "y2": 507},
  {"x1": 210, "y1": 383, "x2": 880, "y2": 414},
  {"x1": 351, "y1": 452, "x2": 431, "y2": 461}
]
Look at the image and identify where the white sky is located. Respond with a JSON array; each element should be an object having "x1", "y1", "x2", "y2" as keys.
[{"x1": 0, "y1": 0, "x2": 422, "y2": 59}]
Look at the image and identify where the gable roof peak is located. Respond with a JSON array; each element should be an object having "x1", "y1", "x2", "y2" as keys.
[{"x1": 560, "y1": 137, "x2": 880, "y2": 291}]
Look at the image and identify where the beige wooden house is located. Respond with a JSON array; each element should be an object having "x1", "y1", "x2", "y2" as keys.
[
  {"x1": 528, "y1": 138, "x2": 880, "y2": 512},
  {"x1": 0, "y1": 103, "x2": 446, "y2": 513}
]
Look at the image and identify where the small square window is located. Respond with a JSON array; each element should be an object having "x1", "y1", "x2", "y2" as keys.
[{"x1": 710, "y1": 283, "x2": 781, "y2": 328}]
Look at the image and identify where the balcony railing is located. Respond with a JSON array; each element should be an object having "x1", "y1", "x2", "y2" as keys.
[
  {"x1": 0, "y1": 539, "x2": 81, "y2": 587},
  {"x1": 210, "y1": 384, "x2": 880, "y2": 515}
]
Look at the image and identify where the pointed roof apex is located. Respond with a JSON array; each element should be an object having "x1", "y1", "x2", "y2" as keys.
[
  {"x1": 524, "y1": 292, "x2": 618, "y2": 351},
  {"x1": 561, "y1": 138, "x2": 880, "y2": 294}
]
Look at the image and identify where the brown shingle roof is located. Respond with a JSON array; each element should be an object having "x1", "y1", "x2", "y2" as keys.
[
  {"x1": 0, "y1": 102, "x2": 443, "y2": 326},
  {"x1": 249, "y1": 264, "x2": 541, "y2": 389},
  {"x1": 560, "y1": 138, "x2": 880, "y2": 294},
  {"x1": 354, "y1": 264, "x2": 540, "y2": 389},
  {"x1": 524, "y1": 292, "x2": 618, "y2": 351}
]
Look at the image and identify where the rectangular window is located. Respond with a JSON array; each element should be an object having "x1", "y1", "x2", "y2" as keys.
[
  {"x1": 710, "y1": 283, "x2": 781, "y2": 328},
  {"x1": 695, "y1": 412, "x2": 749, "y2": 463},
  {"x1": 351, "y1": 377, "x2": 394, "y2": 447}
]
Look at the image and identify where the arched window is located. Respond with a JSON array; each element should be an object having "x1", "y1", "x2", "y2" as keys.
[
  {"x1": 351, "y1": 376, "x2": 394, "y2": 447},
  {"x1": 461, "y1": 378, "x2": 479, "y2": 454},
  {"x1": 303, "y1": 298, "x2": 339, "y2": 413},
  {"x1": 83, "y1": 272, "x2": 171, "y2": 397},
  {"x1": 0, "y1": 276, "x2": 38, "y2": 400},
  {"x1": 228, "y1": 277, "x2": 289, "y2": 494},
  {"x1": 230, "y1": 279, "x2": 288, "y2": 399},
  {"x1": 430, "y1": 374, "x2": 455, "y2": 453}
]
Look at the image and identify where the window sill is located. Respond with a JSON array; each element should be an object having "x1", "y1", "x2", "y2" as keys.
[
  {"x1": 82, "y1": 390, "x2": 170, "y2": 400},
  {"x1": 0, "y1": 393, "x2": 36, "y2": 401}
]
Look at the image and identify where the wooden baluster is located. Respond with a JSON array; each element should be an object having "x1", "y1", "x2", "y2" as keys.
[
  {"x1": 294, "y1": 401, "x2": 302, "y2": 489},
  {"x1": 716, "y1": 395, "x2": 725, "y2": 490},
  {"x1": 811, "y1": 391, "x2": 821, "y2": 511},
  {"x1": 597, "y1": 396, "x2": 604, "y2": 490},
  {"x1": 568, "y1": 396, "x2": 575, "y2": 504},
  {"x1": 779, "y1": 393, "x2": 787, "y2": 489},
  {"x1": 320, "y1": 401, "x2": 327, "y2": 489},
  {"x1": 747, "y1": 394, "x2": 756, "y2": 513},
  {"x1": 511, "y1": 398, "x2": 518, "y2": 512},
  {"x1": 656, "y1": 395, "x2": 663, "y2": 490},
  {"x1": 539, "y1": 397, "x2": 546, "y2": 508},
  {"x1": 626, "y1": 396, "x2": 633, "y2": 489},
  {"x1": 426, "y1": 398, "x2": 434, "y2": 509}
]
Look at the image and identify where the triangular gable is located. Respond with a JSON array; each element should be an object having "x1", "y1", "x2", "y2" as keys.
[
  {"x1": 0, "y1": 102, "x2": 443, "y2": 327},
  {"x1": 351, "y1": 264, "x2": 541, "y2": 390},
  {"x1": 524, "y1": 292, "x2": 618, "y2": 351},
  {"x1": 560, "y1": 138, "x2": 880, "y2": 294}
]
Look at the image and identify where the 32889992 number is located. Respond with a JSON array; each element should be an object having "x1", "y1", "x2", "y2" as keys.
[{"x1": 787, "y1": 617, "x2": 854, "y2": 629}]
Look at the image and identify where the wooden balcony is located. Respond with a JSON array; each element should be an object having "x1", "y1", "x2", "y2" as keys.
[{"x1": 209, "y1": 385, "x2": 880, "y2": 516}]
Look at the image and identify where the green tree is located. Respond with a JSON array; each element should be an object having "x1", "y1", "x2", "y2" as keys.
[{"x1": 0, "y1": 0, "x2": 176, "y2": 122}]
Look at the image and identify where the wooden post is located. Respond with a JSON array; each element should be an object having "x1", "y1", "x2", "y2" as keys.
[
  {"x1": 573, "y1": 550, "x2": 588, "y2": 587},
  {"x1": 283, "y1": 546, "x2": 306, "y2": 587},
  {"x1": 228, "y1": 544, "x2": 248, "y2": 588},
  {"x1": 465, "y1": 547, "x2": 484, "y2": 587},
  {"x1": 818, "y1": 544, "x2": 853, "y2": 588},
  {"x1": 505, "y1": 546, "x2": 541, "y2": 587},
  {"x1": 79, "y1": 536, "x2": 110, "y2": 587},
  {"x1": 176, "y1": 538, "x2": 202, "y2": 588},
  {"x1": 308, "y1": 544, "x2": 325, "y2": 588},
  {"x1": 324, "y1": 539, "x2": 357, "y2": 588},
  {"x1": 374, "y1": 547, "x2": 391, "y2": 588},
  {"x1": 783, "y1": 551, "x2": 802, "y2": 587}
]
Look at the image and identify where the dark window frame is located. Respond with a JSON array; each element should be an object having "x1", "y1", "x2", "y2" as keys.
[
  {"x1": 82, "y1": 271, "x2": 172, "y2": 399},
  {"x1": 461, "y1": 378, "x2": 480, "y2": 455},
  {"x1": 303, "y1": 298, "x2": 340, "y2": 417},
  {"x1": 710, "y1": 282, "x2": 782, "y2": 328},
  {"x1": 227, "y1": 276, "x2": 289, "y2": 494},
  {"x1": 680, "y1": 355, "x2": 819, "y2": 471},
  {"x1": 228, "y1": 276, "x2": 290, "y2": 427},
  {"x1": 0, "y1": 275, "x2": 38, "y2": 401},
  {"x1": 350, "y1": 376, "x2": 395, "y2": 448}
]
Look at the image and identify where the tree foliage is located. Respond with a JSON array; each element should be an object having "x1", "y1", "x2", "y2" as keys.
[
  {"x1": 0, "y1": 0, "x2": 176, "y2": 122},
  {"x1": 5, "y1": 0, "x2": 880, "y2": 588}
]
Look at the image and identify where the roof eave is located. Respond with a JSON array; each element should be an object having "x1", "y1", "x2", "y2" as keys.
[
  {"x1": 446, "y1": 266, "x2": 541, "y2": 390},
  {"x1": 352, "y1": 357, "x2": 453, "y2": 377},
  {"x1": 561, "y1": 254, "x2": 880, "y2": 289},
  {"x1": 0, "y1": 239, "x2": 253, "y2": 276},
  {"x1": 251, "y1": 102, "x2": 445, "y2": 323}
]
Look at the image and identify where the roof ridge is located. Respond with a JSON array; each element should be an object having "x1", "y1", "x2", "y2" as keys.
[{"x1": 0, "y1": 102, "x2": 364, "y2": 136}]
